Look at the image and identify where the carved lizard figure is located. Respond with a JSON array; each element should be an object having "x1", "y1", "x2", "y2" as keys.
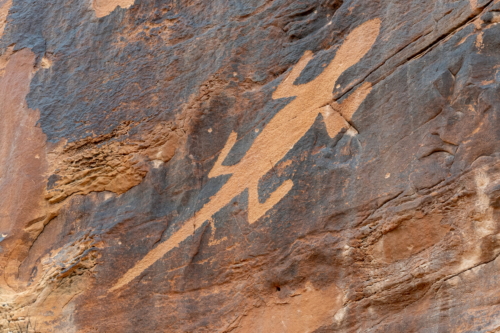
[{"x1": 110, "y1": 18, "x2": 381, "y2": 292}]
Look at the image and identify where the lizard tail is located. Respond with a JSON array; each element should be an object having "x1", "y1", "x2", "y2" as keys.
[{"x1": 109, "y1": 219, "x2": 195, "y2": 292}]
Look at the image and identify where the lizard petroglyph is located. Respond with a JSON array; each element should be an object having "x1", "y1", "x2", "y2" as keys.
[{"x1": 110, "y1": 18, "x2": 381, "y2": 292}]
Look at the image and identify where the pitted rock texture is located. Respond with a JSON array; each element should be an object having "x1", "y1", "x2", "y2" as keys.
[{"x1": 2, "y1": 0, "x2": 500, "y2": 332}]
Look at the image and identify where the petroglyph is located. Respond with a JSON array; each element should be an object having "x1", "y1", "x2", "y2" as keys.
[{"x1": 110, "y1": 19, "x2": 381, "y2": 292}]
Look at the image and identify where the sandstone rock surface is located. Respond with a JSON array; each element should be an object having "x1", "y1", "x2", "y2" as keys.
[{"x1": 2, "y1": 0, "x2": 500, "y2": 332}]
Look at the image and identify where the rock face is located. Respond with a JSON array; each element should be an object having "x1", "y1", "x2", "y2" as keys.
[{"x1": 2, "y1": 0, "x2": 500, "y2": 332}]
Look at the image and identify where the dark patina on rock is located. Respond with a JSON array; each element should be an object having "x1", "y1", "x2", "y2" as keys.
[{"x1": 2, "y1": 0, "x2": 500, "y2": 332}]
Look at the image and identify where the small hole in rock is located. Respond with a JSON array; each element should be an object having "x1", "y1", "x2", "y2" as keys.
[{"x1": 276, "y1": 286, "x2": 281, "y2": 292}]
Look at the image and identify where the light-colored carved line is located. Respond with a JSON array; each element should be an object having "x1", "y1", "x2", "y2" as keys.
[{"x1": 109, "y1": 18, "x2": 381, "y2": 292}]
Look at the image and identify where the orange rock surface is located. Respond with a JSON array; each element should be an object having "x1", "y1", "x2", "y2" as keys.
[{"x1": 2, "y1": 0, "x2": 500, "y2": 332}]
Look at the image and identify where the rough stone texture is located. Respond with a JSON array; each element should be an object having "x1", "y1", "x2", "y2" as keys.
[{"x1": 2, "y1": 0, "x2": 500, "y2": 332}]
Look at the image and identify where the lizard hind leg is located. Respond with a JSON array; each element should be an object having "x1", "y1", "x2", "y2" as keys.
[
  {"x1": 209, "y1": 131, "x2": 238, "y2": 178},
  {"x1": 247, "y1": 179, "x2": 294, "y2": 224}
]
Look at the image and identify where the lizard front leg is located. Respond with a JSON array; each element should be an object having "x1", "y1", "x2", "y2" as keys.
[
  {"x1": 320, "y1": 81, "x2": 372, "y2": 138},
  {"x1": 319, "y1": 105, "x2": 350, "y2": 139},
  {"x1": 273, "y1": 50, "x2": 314, "y2": 99},
  {"x1": 332, "y1": 81, "x2": 372, "y2": 122}
]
